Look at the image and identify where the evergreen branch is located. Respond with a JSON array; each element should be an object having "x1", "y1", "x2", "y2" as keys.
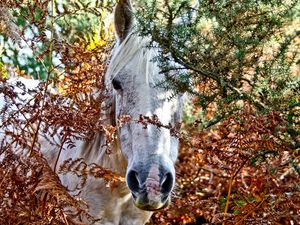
[
  {"x1": 166, "y1": 45, "x2": 268, "y2": 110},
  {"x1": 226, "y1": 83, "x2": 267, "y2": 110}
]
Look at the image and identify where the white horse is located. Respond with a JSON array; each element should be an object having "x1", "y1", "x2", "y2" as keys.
[{"x1": 0, "y1": 0, "x2": 184, "y2": 224}]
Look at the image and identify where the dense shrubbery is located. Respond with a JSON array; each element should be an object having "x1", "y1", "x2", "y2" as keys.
[
  {"x1": 135, "y1": 0, "x2": 299, "y2": 224},
  {"x1": 0, "y1": 0, "x2": 299, "y2": 224}
]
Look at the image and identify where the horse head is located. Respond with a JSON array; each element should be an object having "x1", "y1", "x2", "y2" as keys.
[{"x1": 106, "y1": 0, "x2": 184, "y2": 211}]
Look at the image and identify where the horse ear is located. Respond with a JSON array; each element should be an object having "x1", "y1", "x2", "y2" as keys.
[{"x1": 114, "y1": 0, "x2": 133, "y2": 42}]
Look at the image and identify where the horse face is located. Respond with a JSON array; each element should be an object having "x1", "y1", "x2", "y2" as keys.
[
  {"x1": 112, "y1": 64, "x2": 181, "y2": 211},
  {"x1": 107, "y1": 0, "x2": 183, "y2": 211}
]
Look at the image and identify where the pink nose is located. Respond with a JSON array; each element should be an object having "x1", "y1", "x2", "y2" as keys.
[
  {"x1": 145, "y1": 178, "x2": 161, "y2": 201},
  {"x1": 126, "y1": 165, "x2": 174, "y2": 200}
]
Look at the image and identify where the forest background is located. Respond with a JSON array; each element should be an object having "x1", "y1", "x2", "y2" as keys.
[{"x1": 0, "y1": 0, "x2": 299, "y2": 224}]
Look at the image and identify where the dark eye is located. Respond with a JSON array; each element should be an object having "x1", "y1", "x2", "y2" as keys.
[{"x1": 112, "y1": 79, "x2": 122, "y2": 90}]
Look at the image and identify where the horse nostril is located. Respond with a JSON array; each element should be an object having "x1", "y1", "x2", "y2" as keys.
[
  {"x1": 127, "y1": 170, "x2": 140, "y2": 193},
  {"x1": 161, "y1": 172, "x2": 174, "y2": 195}
]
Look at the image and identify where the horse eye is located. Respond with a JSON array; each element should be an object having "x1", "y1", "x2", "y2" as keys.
[{"x1": 112, "y1": 79, "x2": 122, "y2": 90}]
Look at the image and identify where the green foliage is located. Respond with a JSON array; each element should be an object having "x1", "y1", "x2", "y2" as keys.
[
  {"x1": 55, "y1": 0, "x2": 114, "y2": 42},
  {"x1": 0, "y1": 0, "x2": 114, "y2": 79},
  {"x1": 135, "y1": 0, "x2": 299, "y2": 132}
]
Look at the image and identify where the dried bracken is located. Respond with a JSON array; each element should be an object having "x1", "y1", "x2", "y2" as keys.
[
  {"x1": 150, "y1": 108, "x2": 300, "y2": 224},
  {"x1": 0, "y1": 1, "x2": 116, "y2": 224},
  {"x1": 0, "y1": 147, "x2": 93, "y2": 224},
  {"x1": 0, "y1": 1, "x2": 299, "y2": 225},
  {"x1": 59, "y1": 158, "x2": 125, "y2": 189}
]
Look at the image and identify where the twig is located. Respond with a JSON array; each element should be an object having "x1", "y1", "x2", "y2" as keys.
[
  {"x1": 60, "y1": 208, "x2": 69, "y2": 225},
  {"x1": 29, "y1": 0, "x2": 55, "y2": 156},
  {"x1": 53, "y1": 134, "x2": 67, "y2": 173},
  {"x1": 222, "y1": 160, "x2": 248, "y2": 225},
  {"x1": 235, "y1": 198, "x2": 266, "y2": 225}
]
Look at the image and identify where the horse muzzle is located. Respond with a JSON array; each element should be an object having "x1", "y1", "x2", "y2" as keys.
[
  {"x1": 132, "y1": 191, "x2": 170, "y2": 211},
  {"x1": 126, "y1": 164, "x2": 175, "y2": 211}
]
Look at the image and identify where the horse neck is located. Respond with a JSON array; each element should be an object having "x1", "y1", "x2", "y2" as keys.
[{"x1": 77, "y1": 104, "x2": 127, "y2": 176}]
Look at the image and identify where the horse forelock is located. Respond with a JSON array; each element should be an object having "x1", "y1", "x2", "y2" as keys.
[{"x1": 105, "y1": 33, "x2": 158, "y2": 86}]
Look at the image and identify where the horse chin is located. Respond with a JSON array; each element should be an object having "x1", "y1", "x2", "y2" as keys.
[{"x1": 132, "y1": 194, "x2": 170, "y2": 211}]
